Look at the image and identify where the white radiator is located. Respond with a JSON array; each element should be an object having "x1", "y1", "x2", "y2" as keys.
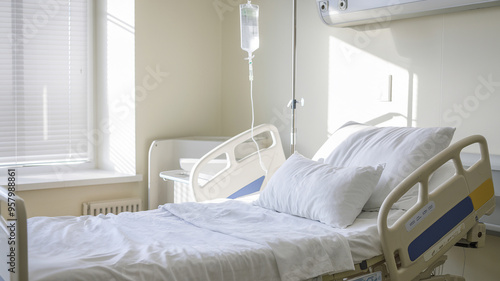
[{"x1": 82, "y1": 198, "x2": 142, "y2": 216}]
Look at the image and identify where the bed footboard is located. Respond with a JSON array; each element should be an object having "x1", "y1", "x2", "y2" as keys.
[
  {"x1": 1, "y1": 184, "x2": 28, "y2": 281},
  {"x1": 190, "y1": 124, "x2": 286, "y2": 202},
  {"x1": 378, "y1": 135, "x2": 495, "y2": 281}
]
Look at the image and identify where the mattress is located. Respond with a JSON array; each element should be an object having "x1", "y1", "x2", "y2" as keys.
[{"x1": 27, "y1": 195, "x2": 403, "y2": 281}]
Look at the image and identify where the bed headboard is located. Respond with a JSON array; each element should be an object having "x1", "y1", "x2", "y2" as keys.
[
  {"x1": 190, "y1": 124, "x2": 286, "y2": 202},
  {"x1": 148, "y1": 124, "x2": 286, "y2": 207}
]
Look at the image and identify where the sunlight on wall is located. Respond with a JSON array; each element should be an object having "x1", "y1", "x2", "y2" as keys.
[
  {"x1": 327, "y1": 35, "x2": 416, "y2": 134},
  {"x1": 98, "y1": 0, "x2": 135, "y2": 174},
  {"x1": 107, "y1": 0, "x2": 135, "y2": 174}
]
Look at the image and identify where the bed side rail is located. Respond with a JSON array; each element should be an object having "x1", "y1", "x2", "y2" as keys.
[
  {"x1": 190, "y1": 124, "x2": 286, "y2": 202},
  {"x1": 0, "y1": 184, "x2": 28, "y2": 281},
  {"x1": 378, "y1": 135, "x2": 495, "y2": 281}
]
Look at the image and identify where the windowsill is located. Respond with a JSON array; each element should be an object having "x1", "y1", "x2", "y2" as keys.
[{"x1": 1, "y1": 169, "x2": 143, "y2": 191}]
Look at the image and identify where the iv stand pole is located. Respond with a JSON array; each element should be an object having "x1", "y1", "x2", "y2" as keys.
[{"x1": 290, "y1": 0, "x2": 298, "y2": 154}]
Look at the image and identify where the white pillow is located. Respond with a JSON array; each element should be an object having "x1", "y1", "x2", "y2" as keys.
[
  {"x1": 324, "y1": 123, "x2": 455, "y2": 211},
  {"x1": 429, "y1": 161, "x2": 456, "y2": 193},
  {"x1": 256, "y1": 153, "x2": 385, "y2": 228},
  {"x1": 312, "y1": 121, "x2": 369, "y2": 161},
  {"x1": 397, "y1": 161, "x2": 458, "y2": 210}
]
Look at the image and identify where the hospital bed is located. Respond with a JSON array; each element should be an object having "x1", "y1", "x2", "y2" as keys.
[{"x1": 0, "y1": 123, "x2": 496, "y2": 281}]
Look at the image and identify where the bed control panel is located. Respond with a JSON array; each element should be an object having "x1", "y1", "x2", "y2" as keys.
[{"x1": 405, "y1": 201, "x2": 435, "y2": 232}]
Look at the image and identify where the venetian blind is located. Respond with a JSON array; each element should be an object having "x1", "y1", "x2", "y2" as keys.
[{"x1": 0, "y1": 0, "x2": 89, "y2": 166}]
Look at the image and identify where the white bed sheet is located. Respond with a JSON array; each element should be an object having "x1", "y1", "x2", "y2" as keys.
[
  {"x1": 28, "y1": 196, "x2": 358, "y2": 281},
  {"x1": 28, "y1": 208, "x2": 279, "y2": 281},
  {"x1": 337, "y1": 208, "x2": 406, "y2": 264},
  {"x1": 224, "y1": 194, "x2": 406, "y2": 264},
  {"x1": 163, "y1": 199, "x2": 354, "y2": 280}
]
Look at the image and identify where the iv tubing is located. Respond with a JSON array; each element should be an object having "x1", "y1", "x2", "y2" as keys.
[{"x1": 247, "y1": 54, "x2": 268, "y2": 174}]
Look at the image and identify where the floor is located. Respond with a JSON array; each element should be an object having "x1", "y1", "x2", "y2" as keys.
[{"x1": 443, "y1": 234, "x2": 500, "y2": 280}]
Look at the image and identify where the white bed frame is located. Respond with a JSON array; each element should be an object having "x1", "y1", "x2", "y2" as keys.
[
  {"x1": 189, "y1": 124, "x2": 286, "y2": 202},
  {"x1": 0, "y1": 125, "x2": 495, "y2": 281},
  {"x1": 377, "y1": 135, "x2": 495, "y2": 281},
  {"x1": 322, "y1": 134, "x2": 495, "y2": 281}
]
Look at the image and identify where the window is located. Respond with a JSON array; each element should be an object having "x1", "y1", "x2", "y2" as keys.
[{"x1": 0, "y1": 0, "x2": 90, "y2": 167}]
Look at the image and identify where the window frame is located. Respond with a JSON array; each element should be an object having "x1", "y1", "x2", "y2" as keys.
[
  {"x1": 0, "y1": 0, "x2": 95, "y2": 173},
  {"x1": 0, "y1": 0, "x2": 142, "y2": 191}
]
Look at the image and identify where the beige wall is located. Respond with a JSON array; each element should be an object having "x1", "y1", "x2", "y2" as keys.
[
  {"x1": 17, "y1": 182, "x2": 141, "y2": 217},
  {"x1": 221, "y1": 0, "x2": 293, "y2": 141},
  {"x1": 135, "y1": 0, "x2": 223, "y2": 206},
  {"x1": 221, "y1": 1, "x2": 500, "y2": 159}
]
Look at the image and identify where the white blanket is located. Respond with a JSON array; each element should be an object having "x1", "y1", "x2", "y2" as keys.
[
  {"x1": 164, "y1": 200, "x2": 354, "y2": 281},
  {"x1": 28, "y1": 199, "x2": 354, "y2": 281}
]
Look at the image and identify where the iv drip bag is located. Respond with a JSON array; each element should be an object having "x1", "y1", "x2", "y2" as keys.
[{"x1": 240, "y1": 2, "x2": 259, "y2": 55}]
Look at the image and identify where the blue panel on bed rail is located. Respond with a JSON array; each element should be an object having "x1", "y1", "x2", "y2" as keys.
[
  {"x1": 227, "y1": 176, "x2": 264, "y2": 199},
  {"x1": 408, "y1": 197, "x2": 474, "y2": 261}
]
